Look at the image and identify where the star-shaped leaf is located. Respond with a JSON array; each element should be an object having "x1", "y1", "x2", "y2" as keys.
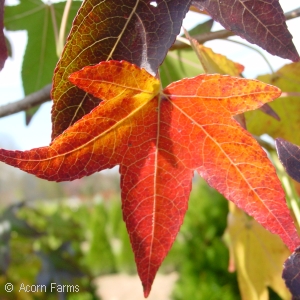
[{"x1": 0, "y1": 60, "x2": 299, "y2": 297}]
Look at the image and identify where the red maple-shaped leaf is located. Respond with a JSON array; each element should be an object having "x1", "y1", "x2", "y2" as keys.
[{"x1": 0, "y1": 61, "x2": 299, "y2": 297}]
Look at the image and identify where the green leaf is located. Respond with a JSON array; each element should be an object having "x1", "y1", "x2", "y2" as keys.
[
  {"x1": 180, "y1": 18, "x2": 214, "y2": 37},
  {"x1": 160, "y1": 19, "x2": 215, "y2": 88},
  {"x1": 4, "y1": 0, "x2": 82, "y2": 123},
  {"x1": 160, "y1": 48, "x2": 204, "y2": 88},
  {"x1": 246, "y1": 62, "x2": 300, "y2": 145}
]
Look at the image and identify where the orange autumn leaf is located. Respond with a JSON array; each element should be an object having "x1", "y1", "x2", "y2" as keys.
[{"x1": 0, "y1": 60, "x2": 299, "y2": 297}]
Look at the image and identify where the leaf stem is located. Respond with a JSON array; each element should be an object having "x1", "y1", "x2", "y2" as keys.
[{"x1": 57, "y1": 0, "x2": 73, "y2": 57}]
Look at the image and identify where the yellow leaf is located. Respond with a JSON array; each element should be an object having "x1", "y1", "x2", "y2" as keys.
[
  {"x1": 183, "y1": 29, "x2": 244, "y2": 76},
  {"x1": 225, "y1": 202, "x2": 291, "y2": 300}
]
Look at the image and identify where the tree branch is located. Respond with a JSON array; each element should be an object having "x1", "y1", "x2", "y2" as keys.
[
  {"x1": 171, "y1": 7, "x2": 300, "y2": 50},
  {"x1": 0, "y1": 84, "x2": 52, "y2": 118}
]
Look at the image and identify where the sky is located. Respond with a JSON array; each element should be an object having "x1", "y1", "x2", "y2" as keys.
[{"x1": 0, "y1": 0, "x2": 299, "y2": 151}]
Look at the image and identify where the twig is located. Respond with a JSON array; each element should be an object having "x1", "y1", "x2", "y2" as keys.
[
  {"x1": 171, "y1": 7, "x2": 300, "y2": 50},
  {"x1": 171, "y1": 30, "x2": 233, "y2": 50},
  {"x1": 285, "y1": 7, "x2": 300, "y2": 21},
  {"x1": 0, "y1": 84, "x2": 52, "y2": 118}
]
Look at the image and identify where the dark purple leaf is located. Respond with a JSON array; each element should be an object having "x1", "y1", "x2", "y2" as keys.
[
  {"x1": 259, "y1": 103, "x2": 280, "y2": 121},
  {"x1": 275, "y1": 138, "x2": 300, "y2": 183},
  {"x1": 283, "y1": 246, "x2": 300, "y2": 299},
  {"x1": 192, "y1": 0, "x2": 299, "y2": 62}
]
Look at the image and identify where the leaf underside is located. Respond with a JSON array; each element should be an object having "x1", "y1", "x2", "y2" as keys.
[
  {"x1": 1, "y1": 61, "x2": 299, "y2": 297},
  {"x1": 192, "y1": 0, "x2": 300, "y2": 62}
]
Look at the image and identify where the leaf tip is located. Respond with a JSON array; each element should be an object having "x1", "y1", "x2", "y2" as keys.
[{"x1": 143, "y1": 284, "x2": 151, "y2": 298}]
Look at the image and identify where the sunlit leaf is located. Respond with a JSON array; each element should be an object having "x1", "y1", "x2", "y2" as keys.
[
  {"x1": 225, "y1": 203, "x2": 291, "y2": 300},
  {"x1": 186, "y1": 36, "x2": 280, "y2": 123},
  {"x1": 184, "y1": 31, "x2": 244, "y2": 76},
  {"x1": 0, "y1": 61, "x2": 299, "y2": 297},
  {"x1": 246, "y1": 62, "x2": 300, "y2": 145}
]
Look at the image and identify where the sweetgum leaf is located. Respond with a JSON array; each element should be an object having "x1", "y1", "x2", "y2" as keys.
[
  {"x1": 0, "y1": 61, "x2": 299, "y2": 297},
  {"x1": 0, "y1": 0, "x2": 7, "y2": 71},
  {"x1": 192, "y1": 0, "x2": 299, "y2": 62},
  {"x1": 4, "y1": 0, "x2": 81, "y2": 123},
  {"x1": 275, "y1": 138, "x2": 300, "y2": 183},
  {"x1": 51, "y1": 0, "x2": 191, "y2": 140},
  {"x1": 283, "y1": 247, "x2": 300, "y2": 299}
]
